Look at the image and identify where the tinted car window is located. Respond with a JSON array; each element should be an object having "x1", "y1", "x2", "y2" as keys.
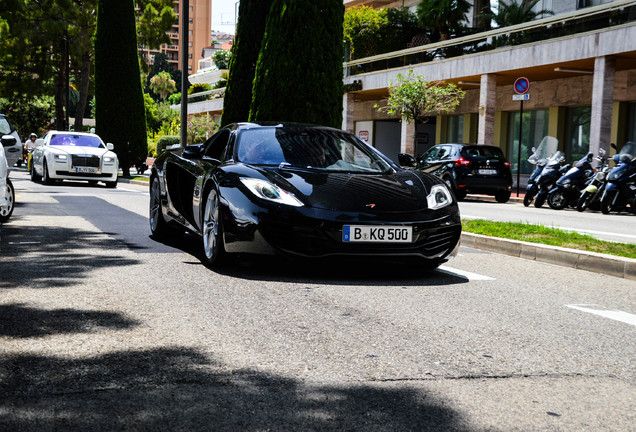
[
  {"x1": 422, "y1": 147, "x2": 439, "y2": 161},
  {"x1": 462, "y1": 146, "x2": 504, "y2": 159},
  {"x1": 203, "y1": 129, "x2": 231, "y2": 160}
]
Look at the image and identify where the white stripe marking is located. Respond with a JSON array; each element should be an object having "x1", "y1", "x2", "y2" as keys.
[
  {"x1": 567, "y1": 304, "x2": 636, "y2": 327},
  {"x1": 438, "y1": 266, "x2": 495, "y2": 281}
]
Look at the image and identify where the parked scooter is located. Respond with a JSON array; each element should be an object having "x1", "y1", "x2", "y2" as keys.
[
  {"x1": 600, "y1": 142, "x2": 636, "y2": 214},
  {"x1": 577, "y1": 149, "x2": 609, "y2": 212},
  {"x1": 533, "y1": 150, "x2": 569, "y2": 208},
  {"x1": 523, "y1": 136, "x2": 559, "y2": 207},
  {"x1": 547, "y1": 152, "x2": 595, "y2": 210}
]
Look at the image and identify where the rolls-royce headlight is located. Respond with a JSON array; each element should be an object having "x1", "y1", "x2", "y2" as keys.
[
  {"x1": 427, "y1": 184, "x2": 453, "y2": 210},
  {"x1": 54, "y1": 154, "x2": 68, "y2": 162},
  {"x1": 240, "y1": 178, "x2": 304, "y2": 207},
  {"x1": 103, "y1": 156, "x2": 115, "y2": 164}
]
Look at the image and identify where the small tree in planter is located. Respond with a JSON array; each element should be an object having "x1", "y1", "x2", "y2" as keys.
[{"x1": 378, "y1": 69, "x2": 465, "y2": 153}]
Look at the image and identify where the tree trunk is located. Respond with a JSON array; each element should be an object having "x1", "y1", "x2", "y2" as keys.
[
  {"x1": 74, "y1": 51, "x2": 92, "y2": 131},
  {"x1": 55, "y1": 37, "x2": 67, "y2": 130}
]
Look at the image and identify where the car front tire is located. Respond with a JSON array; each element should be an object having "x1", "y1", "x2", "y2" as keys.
[
  {"x1": 149, "y1": 176, "x2": 173, "y2": 238},
  {"x1": 42, "y1": 159, "x2": 54, "y2": 185}
]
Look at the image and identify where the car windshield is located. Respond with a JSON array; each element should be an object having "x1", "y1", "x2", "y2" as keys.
[
  {"x1": 50, "y1": 134, "x2": 104, "y2": 148},
  {"x1": 236, "y1": 127, "x2": 392, "y2": 173},
  {"x1": 0, "y1": 116, "x2": 12, "y2": 135}
]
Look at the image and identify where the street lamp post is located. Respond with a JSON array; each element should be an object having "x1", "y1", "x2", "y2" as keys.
[{"x1": 180, "y1": 0, "x2": 189, "y2": 147}]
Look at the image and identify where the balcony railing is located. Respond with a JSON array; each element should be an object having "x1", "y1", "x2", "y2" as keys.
[{"x1": 344, "y1": 0, "x2": 636, "y2": 77}]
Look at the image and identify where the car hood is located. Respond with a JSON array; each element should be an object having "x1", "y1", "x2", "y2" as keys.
[
  {"x1": 49, "y1": 145, "x2": 114, "y2": 157},
  {"x1": 258, "y1": 167, "x2": 438, "y2": 212}
]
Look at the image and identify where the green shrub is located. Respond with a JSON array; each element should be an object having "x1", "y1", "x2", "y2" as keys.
[{"x1": 156, "y1": 135, "x2": 180, "y2": 154}]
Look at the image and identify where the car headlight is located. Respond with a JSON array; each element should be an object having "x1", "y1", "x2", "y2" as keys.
[
  {"x1": 54, "y1": 154, "x2": 68, "y2": 162},
  {"x1": 240, "y1": 178, "x2": 304, "y2": 207},
  {"x1": 427, "y1": 184, "x2": 453, "y2": 210},
  {"x1": 103, "y1": 156, "x2": 115, "y2": 164}
]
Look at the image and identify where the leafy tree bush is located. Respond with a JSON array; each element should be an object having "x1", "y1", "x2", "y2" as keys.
[
  {"x1": 150, "y1": 71, "x2": 177, "y2": 100},
  {"x1": 0, "y1": 96, "x2": 55, "y2": 138},
  {"x1": 212, "y1": 50, "x2": 231, "y2": 69},
  {"x1": 416, "y1": 0, "x2": 471, "y2": 41},
  {"x1": 187, "y1": 114, "x2": 217, "y2": 144},
  {"x1": 221, "y1": 0, "x2": 274, "y2": 126},
  {"x1": 250, "y1": 0, "x2": 344, "y2": 129},
  {"x1": 377, "y1": 69, "x2": 465, "y2": 152},
  {"x1": 95, "y1": 0, "x2": 148, "y2": 176},
  {"x1": 156, "y1": 135, "x2": 180, "y2": 154}
]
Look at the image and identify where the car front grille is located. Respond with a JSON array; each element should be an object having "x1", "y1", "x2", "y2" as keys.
[{"x1": 72, "y1": 155, "x2": 100, "y2": 167}]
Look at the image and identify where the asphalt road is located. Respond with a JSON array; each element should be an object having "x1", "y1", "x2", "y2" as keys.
[{"x1": 1, "y1": 168, "x2": 635, "y2": 431}]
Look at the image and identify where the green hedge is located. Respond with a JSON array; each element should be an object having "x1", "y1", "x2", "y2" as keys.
[{"x1": 156, "y1": 135, "x2": 180, "y2": 154}]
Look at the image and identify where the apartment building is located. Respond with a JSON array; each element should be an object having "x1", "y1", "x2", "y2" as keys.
[
  {"x1": 342, "y1": 0, "x2": 636, "y2": 183},
  {"x1": 138, "y1": 0, "x2": 212, "y2": 74}
]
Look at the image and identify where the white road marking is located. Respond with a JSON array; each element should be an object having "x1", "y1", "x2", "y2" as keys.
[
  {"x1": 566, "y1": 304, "x2": 636, "y2": 327},
  {"x1": 438, "y1": 266, "x2": 495, "y2": 281}
]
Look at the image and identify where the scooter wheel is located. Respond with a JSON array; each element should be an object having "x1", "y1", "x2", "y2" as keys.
[
  {"x1": 577, "y1": 192, "x2": 591, "y2": 212},
  {"x1": 523, "y1": 194, "x2": 533, "y2": 207},
  {"x1": 600, "y1": 190, "x2": 615, "y2": 215},
  {"x1": 534, "y1": 194, "x2": 546, "y2": 208},
  {"x1": 548, "y1": 191, "x2": 568, "y2": 210}
]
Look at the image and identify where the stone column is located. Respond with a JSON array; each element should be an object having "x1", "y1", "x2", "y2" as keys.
[
  {"x1": 401, "y1": 117, "x2": 416, "y2": 155},
  {"x1": 342, "y1": 93, "x2": 355, "y2": 133},
  {"x1": 477, "y1": 74, "x2": 497, "y2": 145},
  {"x1": 589, "y1": 56, "x2": 615, "y2": 156}
]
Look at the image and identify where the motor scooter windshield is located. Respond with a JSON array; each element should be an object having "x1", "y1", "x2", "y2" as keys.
[
  {"x1": 617, "y1": 142, "x2": 636, "y2": 161},
  {"x1": 528, "y1": 136, "x2": 558, "y2": 165}
]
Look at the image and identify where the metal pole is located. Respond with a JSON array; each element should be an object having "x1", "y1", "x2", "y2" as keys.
[
  {"x1": 180, "y1": 0, "x2": 189, "y2": 147},
  {"x1": 516, "y1": 100, "x2": 523, "y2": 197}
]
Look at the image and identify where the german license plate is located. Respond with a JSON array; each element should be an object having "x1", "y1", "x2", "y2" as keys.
[
  {"x1": 74, "y1": 166, "x2": 98, "y2": 174},
  {"x1": 478, "y1": 169, "x2": 497, "y2": 175},
  {"x1": 343, "y1": 225, "x2": 413, "y2": 243}
]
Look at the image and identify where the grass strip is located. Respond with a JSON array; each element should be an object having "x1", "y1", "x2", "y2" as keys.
[{"x1": 462, "y1": 219, "x2": 636, "y2": 259}]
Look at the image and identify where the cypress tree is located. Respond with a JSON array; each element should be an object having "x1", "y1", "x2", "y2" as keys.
[
  {"x1": 94, "y1": 0, "x2": 147, "y2": 176},
  {"x1": 220, "y1": 0, "x2": 274, "y2": 127},
  {"x1": 249, "y1": 0, "x2": 344, "y2": 129}
]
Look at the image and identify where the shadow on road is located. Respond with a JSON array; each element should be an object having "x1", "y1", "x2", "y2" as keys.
[
  {"x1": 0, "y1": 303, "x2": 139, "y2": 338},
  {"x1": 0, "y1": 224, "x2": 140, "y2": 289},
  {"x1": 151, "y1": 232, "x2": 470, "y2": 287},
  {"x1": 0, "y1": 347, "x2": 470, "y2": 431}
]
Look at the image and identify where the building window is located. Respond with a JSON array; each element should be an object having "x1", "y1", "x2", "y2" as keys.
[
  {"x1": 507, "y1": 109, "x2": 549, "y2": 176},
  {"x1": 446, "y1": 115, "x2": 463, "y2": 143},
  {"x1": 564, "y1": 106, "x2": 591, "y2": 162}
]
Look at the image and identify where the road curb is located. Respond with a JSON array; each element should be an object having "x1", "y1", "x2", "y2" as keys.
[{"x1": 461, "y1": 232, "x2": 636, "y2": 281}]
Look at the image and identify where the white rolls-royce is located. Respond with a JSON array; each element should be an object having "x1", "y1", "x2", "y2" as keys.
[
  {"x1": 0, "y1": 135, "x2": 15, "y2": 222},
  {"x1": 31, "y1": 131, "x2": 119, "y2": 188}
]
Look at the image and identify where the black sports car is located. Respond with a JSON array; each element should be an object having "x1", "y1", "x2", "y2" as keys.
[{"x1": 149, "y1": 123, "x2": 461, "y2": 268}]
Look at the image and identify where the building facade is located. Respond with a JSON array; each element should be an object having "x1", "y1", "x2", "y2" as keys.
[
  {"x1": 342, "y1": 0, "x2": 636, "y2": 185},
  {"x1": 138, "y1": 0, "x2": 212, "y2": 74}
]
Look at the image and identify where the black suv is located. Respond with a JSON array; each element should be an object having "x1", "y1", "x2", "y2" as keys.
[{"x1": 400, "y1": 144, "x2": 513, "y2": 202}]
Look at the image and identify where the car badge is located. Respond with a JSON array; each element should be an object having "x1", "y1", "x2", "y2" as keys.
[{"x1": 366, "y1": 204, "x2": 376, "y2": 208}]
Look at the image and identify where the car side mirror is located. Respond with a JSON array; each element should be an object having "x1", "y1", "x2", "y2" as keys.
[
  {"x1": 106, "y1": 143, "x2": 114, "y2": 150},
  {"x1": 35, "y1": 138, "x2": 45, "y2": 147},
  {"x1": 183, "y1": 144, "x2": 204, "y2": 159},
  {"x1": 1, "y1": 135, "x2": 16, "y2": 147},
  {"x1": 398, "y1": 153, "x2": 417, "y2": 168}
]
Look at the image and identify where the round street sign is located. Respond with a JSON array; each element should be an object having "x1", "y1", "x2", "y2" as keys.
[{"x1": 514, "y1": 77, "x2": 530, "y2": 94}]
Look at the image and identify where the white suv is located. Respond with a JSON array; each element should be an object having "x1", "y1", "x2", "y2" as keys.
[{"x1": 0, "y1": 114, "x2": 22, "y2": 168}]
